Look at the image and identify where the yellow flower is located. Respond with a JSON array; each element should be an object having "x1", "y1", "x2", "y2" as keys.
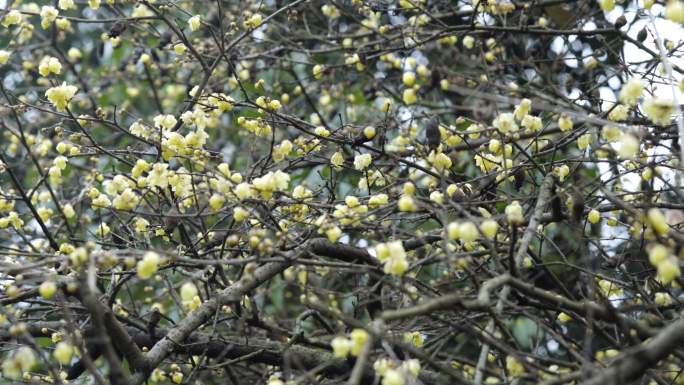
[
  {"x1": 493, "y1": 112, "x2": 518, "y2": 133},
  {"x1": 45, "y1": 82, "x2": 78, "y2": 111},
  {"x1": 521, "y1": 114, "x2": 542, "y2": 131},
  {"x1": 354, "y1": 153, "x2": 372, "y2": 171},
  {"x1": 2, "y1": 10, "x2": 22, "y2": 28},
  {"x1": 647, "y1": 208, "x2": 669, "y2": 235},
  {"x1": 89, "y1": 0, "x2": 101, "y2": 9},
  {"x1": 553, "y1": 164, "x2": 570, "y2": 182},
  {"x1": 397, "y1": 195, "x2": 416, "y2": 212},
  {"x1": 430, "y1": 151, "x2": 452, "y2": 171},
  {"x1": 134, "y1": 217, "x2": 149, "y2": 233},
  {"x1": 375, "y1": 243, "x2": 391, "y2": 262},
  {"x1": 619, "y1": 78, "x2": 643, "y2": 106},
  {"x1": 330, "y1": 151, "x2": 344, "y2": 170},
  {"x1": 655, "y1": 292, "x2": 673, "y2": 306},
  {"x1": 208, "y1": 194, "x2": 225, "y2": 211},
  {"x1": 376, "y1": 241, "x2": 409, "y2": 276},
  {"x1": 608, "y1": 104, "x2": 629, "y2": 121},
  {"x1": 153, "y1": 114, "x2": 178, "y2": 130},
  {"x1": 174, "y1": 43, "x2": 186, "y2": 55},
  {"x1": 331, "y1": 336, "x2": 351, "y2": 358},
  {"x1": 233, "y1": 182, "x2": 253, "y2": 200},
  {"x1": 363, "y1": 126, "x2": 377, "y2": 139},
  {"x1": 403, "y1": 331, "x2": 425, "y2": 347},
  {"x1": 429, "y1": 191, "x2": 444, "y2": 203},
  {"x1": 326, "y1": 226, "x2": 342, "y2": 242},
  {"x1": 368, "y1": 193, "x2": 388, "y2": 208},
  {"x1": 587, "y1": 209, "x2": 600, "y2": 224},
  {"x1": 314, "y1": 126, "x2": 330, "y2": 137},
  {"x1": 665, "y1": 1, "x2": 684, "y2": 23},
  {"x1": 252, "y1": 170, "x2": 290, "y2": 199},
  {"x1": 40, "y1": 6, "x2": 59, "y2": 29},
  {"x1": 56, "y1": 141, "x2": 69, "y2": 154},
  {"x1": 402, "y1": 359, "x2": 421, "y2": 377},
  {"x1": 95, "y1": 222, "x2": 110, "y2": 237},
  {"x1": 601, "y1": 125, "x2": 621, "y2": 142},
  {"x1": 446, "y1": 222, "x2": 460, "y2": 239},
  {"x1": 385, "y1": 257, "x2": 409, "y2": 276},
  {"x1": 312, "y1": 64, "x2": 325, "y2": 79},
  {"x1": 180, "y1": 281, "x2": 198, "y2": 303},
  {"x1": 0, "y1": 50, "x2": 11, "y2": 64},
  {"x1": 59, "y1": 243, "x2": 75, "y2": 254},
  {"x1": 618, "y1": 133, "x2": 639, "y2": 159},
  {"x1": 55, "y1": 18, "x2": 70, "y2": 30},
  {"x1": 129, "y1": 121, "x2": 149, "y2": 138},
  {"x1": 4, "y1": 211, "x2": 23, "y2": 229},
  {"x1": 514, "y1": 98, "x2": 532, "y2": 120},
  {"x1": 171, "y1": 372, "x2": 184, "y2": 384},
  {"x1": 558, "y1": 114, "x2": 573, "y2": 131},
  {"x1": 505, "y1": 201, "x2": 524, "y2": 224},
  {"x1": 91, "y1": 194, "x2": 111, "y2": 209},
  {"x1": 506, "y1": 356, "x2": 525, "y2": 376},
  {"x1": 577, "y1": 133, "x2": 592, "y2": 149},
  {"x1": 598, "y1": 0, "x2": 614, "y2": 12},
  {"x1": 642, "y1": 97, "x2": 675, "y2": 126},
  {"x1": 268, "y1": 99, "x2": 282, "y2": 110},
  {"x1": 54, "y1": 156, "x2": 68, "y2": 170},
  {"x1": 148, "y1": 163, "x2": 169, "y2": 189},
  {"x1": 350, "y1": 329, "x2": 369, "y2": 356},
  {"x1": 321, "y1": 4, "x2": 340, "y2": 19},
  {"x1": 463, "y1": 35, "x2": 475, "y2": 49},
  {"x1": 459, "y1": 222, "x2": 478, "y2": 242},
  {"x1": 2, "y1": 347, "x2": 36, "y2": 379},
  {"x1": 649, "y1": 244, "x2": 670, "y2": 266},
  {"x1": 53, "y1": 342, "x2": 73, "y2": 365},
  {"x1": 137, "y1": 251, "x2": 160, "y2": 279},
  {"x1": 131, "y1": 159, "x2": 150, "y2": 178},
  {"x1": 36, "y1": 206, "x2": 53, "y2": 221},
  {"x1": 162, "y1": 132, "x2": 187, "y2": 158},
  {"x1": 188, "y1": 15, "x2": 201, "y2": 31},
  {"x1": 402, "y1": 71, "x2": 416, "y2": 87},
  {"x1": 382, "y1": 369, "x2": 405, "y2": 385},
  {"x1": 59, "y1": 0, "x2": 76, "y2": 10},
  {"x1": 39, "y1": 281, "x2": 57, "y2": 299},
  {"x1": 557, "y1": 312, "x2": 572, "y2": 323},
  {"x1": 345, "y1": 196, "x2": 360, "y2": 208},
  {"x1": 657, "y1": 257, "x2": 680, "y2": 284},
  {"x1": 62, "y1": 204, "x2": 75, "y2": 218},
  {"x1": 402, "y1": 88, "x2": 417, "y2": 105},
  {"x1": 113, "y1": 188, "x2": 139, "y2": 210},
  {"x1": 374, "y1": 358, "x2": 391, "y2": 376},
  {"x1": 480, "y1": 219, "x2": 498, "y2": 238},
  {"x1": 233, "y1": 206, "x2": 249, "y2": 222},
  {"x1": 244, "y1": 13, "x2": 263, "y2": 29}
]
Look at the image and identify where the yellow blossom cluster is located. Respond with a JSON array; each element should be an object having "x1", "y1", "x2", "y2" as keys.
[
  {"x1": 330, "y1": 195, "x2": 369, "y2": 226},
  {"x1": 238, "y1": 116, "x2": 272, "y2": 137},
  {"x1": 252, "y1": 170, "x2": 290, "y2": 199},
  {"x1": 45, "y1": 82, "x2": 77, "y2": 111},
  {"x1": 374, "y1": 358, "x2": 421, "y2": 385},
  {"x1": 376, "y1": 240, "x2": 409, "y2": 276},
  {"x1": 330, "y1": 328, "x2": 369, "y2": 358},
  {"x1": 2, "y1": 347, "x2": 36, "y2": 379},
  {"x1": 648, "y1": 243, "x2": 681, "y2": 284}
]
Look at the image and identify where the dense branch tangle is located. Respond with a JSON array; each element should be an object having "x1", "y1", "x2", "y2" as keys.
[{"x1": 1, "y1": 1, "x2": 684, "y2": 385}]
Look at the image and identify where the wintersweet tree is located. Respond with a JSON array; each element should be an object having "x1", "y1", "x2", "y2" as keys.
[{"x1": 1, "y1": 0, "x2": 684, "y2": 384}]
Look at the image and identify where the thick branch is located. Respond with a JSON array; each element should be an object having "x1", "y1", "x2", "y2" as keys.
[{"x1": 578, "y1": 317, "x2": 684, "y2": 385}]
